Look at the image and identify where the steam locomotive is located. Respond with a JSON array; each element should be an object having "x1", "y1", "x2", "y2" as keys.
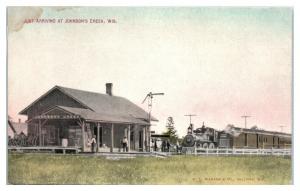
[
  {"x1": 181, "y1": 123, "x2": 291, "y2": 151},
  {"x1": 182, "y1": 123, "x2": 218, "y2": 149}
]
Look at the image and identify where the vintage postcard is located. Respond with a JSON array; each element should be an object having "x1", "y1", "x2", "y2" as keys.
[{"x1": 7, "y1": 6, "x2": 292, "y2": 185}]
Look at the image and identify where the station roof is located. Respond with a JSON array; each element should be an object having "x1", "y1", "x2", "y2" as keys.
[
  {"x1": 224, "y1": 126, "x2": 291, "y2": 137},
  {"x1": 20, "y1": 85, "x2": 157, "y2": 125}
]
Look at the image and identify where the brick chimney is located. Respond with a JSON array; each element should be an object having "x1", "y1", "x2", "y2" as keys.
[{"x1": 106, "y1": 83, "x2": 113, "y2": 96}]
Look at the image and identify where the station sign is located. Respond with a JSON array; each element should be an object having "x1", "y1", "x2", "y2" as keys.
[{"x1": 34, "y1": 115, "x2": 81, "y2": 119}]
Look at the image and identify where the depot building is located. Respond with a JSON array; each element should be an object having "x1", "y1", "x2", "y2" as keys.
[{"x1": 19, "y1": 83, "x2": 156, "y2": 152}]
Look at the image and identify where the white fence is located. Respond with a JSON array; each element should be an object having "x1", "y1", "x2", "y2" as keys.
[{"x1": 182, "y1": 147, "x2": 291, "y2": 156}]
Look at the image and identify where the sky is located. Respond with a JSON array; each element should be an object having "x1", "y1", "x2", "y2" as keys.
[{"x1": 7, "y1": 7, "x2": 292, "y2": 137}]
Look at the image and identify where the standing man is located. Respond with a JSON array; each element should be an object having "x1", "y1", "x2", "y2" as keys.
[
  {"x1": 166, "y1": 141, "x2": 170, "y2": 152},
  {"x1": 122, "y1": 136, "x2": 128, "y2": 152},
  {"x1": 162, "y1": 140, "x2": 166, "y2": 152},
  {"x1": 90, "y1": 135, "x2": 97, "y2": 153},
  {"x1": 154, "y1": 140, "x2": 158, "y2": 151}
]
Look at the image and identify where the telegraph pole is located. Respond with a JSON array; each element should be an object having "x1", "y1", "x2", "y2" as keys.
[
  {"x1": 241, "y1": 115, "x2": 251, "y2": 129},
  {"x1": 184, "y1": 114, "x2": 197, "y2": 125},
  {"x1": 279, "y1": 125, "x2": 285, "y2": 132}
]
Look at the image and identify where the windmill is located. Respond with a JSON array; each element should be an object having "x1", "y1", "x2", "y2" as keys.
[
  {"x1": 142, "y1": 92, "x2": 164, "y2": 122},
  {"x1": 141, "y1": 92, "x2": 164, "y2": 152}
]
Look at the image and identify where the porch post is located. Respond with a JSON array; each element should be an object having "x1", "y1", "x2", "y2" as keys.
[
  {"x1": 146, "y1": 126, "x2": 149, "y2": 152},
  {"x1": 148, "y1": 125, "x2": 151, "y2": 152},
  {"x1": 143, "y1": 126, "x2": 146, "y2": 152},
  {"x1": 134, "y1": 124, "x2": 138, "y2": 151},
  {"x1": 124, "y1": 127, "x2": 127, "y2": 139},
  {"x1": 110, "y1": 123, "x2": 114, "y2": 152},
  {"x1": 97, "y1": 123, "x2": 100, "y2": 152},
  {"x1": 146, "y1": 126, "x2": 150, "y2": 152},
  {"x1": 39, "y1": 119, "x2": 42, "y2": 146},
  {"x1": 81, "y1": 120, "x2": 86, "y2": 152},
  {"x1": 127, "y1": 124, "x2": 131, "y2": 152}
]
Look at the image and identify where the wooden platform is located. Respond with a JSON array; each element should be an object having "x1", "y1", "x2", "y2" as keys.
[
  {"x1": 8, "y1": 146, "x2": 172, "y2": 159},
  {"x1": 8, "y1": 146, "x2": 81, "y2": 154}
]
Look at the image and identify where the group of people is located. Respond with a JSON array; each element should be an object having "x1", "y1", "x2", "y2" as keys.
[
  {"x1": 162, "y1": 140, "x2": 171, "y2": 152},
  {"x1": 89, "y1": 135, "x2": 129, "y2": 153},
  {"x1": 89, "y1": 135, "x2": 179, "y2": 153},
  {"x1": 153, "y1": 140, "x2": 171, "y2": 152},
  {"x1": 153, "y1": 140, "x2": 180, "y2": 153}
]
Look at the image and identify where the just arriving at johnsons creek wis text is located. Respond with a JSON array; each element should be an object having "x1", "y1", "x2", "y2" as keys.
[{"x1": 24, "y1": 18, "x2": 117, "y2": 24}]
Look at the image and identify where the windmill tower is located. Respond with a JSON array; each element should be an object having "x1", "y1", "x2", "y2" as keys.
[{"x1": 141, "y1": 92, "x2": 164, "y2": 151}]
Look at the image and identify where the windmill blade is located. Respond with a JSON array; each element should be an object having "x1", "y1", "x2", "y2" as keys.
[
  {"x1": 141, "y1": 94, "x2": 149, "y2": 104},
  {"x1": 152, "y1": 93, "x2": 164, "y2": 96}
]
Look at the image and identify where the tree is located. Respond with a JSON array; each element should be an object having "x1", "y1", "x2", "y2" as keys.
[{"x1": 163, "y1": 116, "x2": 179, "y2": 144}]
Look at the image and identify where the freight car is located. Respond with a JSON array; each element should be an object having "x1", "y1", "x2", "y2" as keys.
[{"x1": 182, "y1": 124, "x2": 291, "y2": 150}]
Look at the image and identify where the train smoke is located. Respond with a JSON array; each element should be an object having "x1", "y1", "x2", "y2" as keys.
[{"x1": 224, "y1": 124, "x2": 242, "y2": 137}]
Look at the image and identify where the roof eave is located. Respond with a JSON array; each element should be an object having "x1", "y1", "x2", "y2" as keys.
[
  {"x1": 19, "y1": 86, "x2": 59, "y2": 115},
  {"x1": 85, "y1": 119, "x2": 150, "y2": 126},
  {"x1": 18, "y1": 85, "x2": 94, "y2": 115}
]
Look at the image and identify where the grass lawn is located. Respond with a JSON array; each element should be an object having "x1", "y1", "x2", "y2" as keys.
[{"x1": 8, "y1": 153, "x2": 292, "y2": 185}]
